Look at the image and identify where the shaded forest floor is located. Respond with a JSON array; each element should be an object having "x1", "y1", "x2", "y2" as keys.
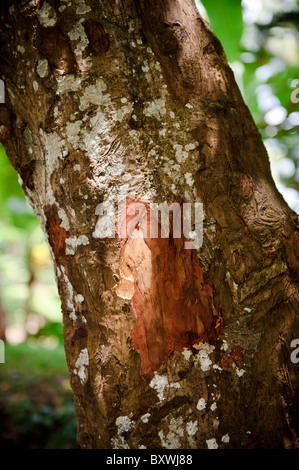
[{"x1": 0, "y1": 343, "x2": 77, "y2": 448}]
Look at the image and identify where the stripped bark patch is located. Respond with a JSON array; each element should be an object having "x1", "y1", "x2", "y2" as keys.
[
  {"x1": 220, "y1": 345, "x2": 245, "y2": 370},
  {"x1": 71, "y1": 327, "x2": 88, "y2": 344},
  {"x1": 116, "y1": 200, "x2": 222, "y2": 374},
  {"x1": 46, "y1": 213, "x2": 69, "y2": 261}
]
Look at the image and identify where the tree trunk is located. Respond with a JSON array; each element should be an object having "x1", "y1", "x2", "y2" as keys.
[{"x1": 1, "y1": 0, "x2": 299, "y2": 449}]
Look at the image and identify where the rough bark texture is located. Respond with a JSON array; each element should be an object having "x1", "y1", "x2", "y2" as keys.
[{"x1": 1, "y1": 0, "x2": 299, "y2": 449}]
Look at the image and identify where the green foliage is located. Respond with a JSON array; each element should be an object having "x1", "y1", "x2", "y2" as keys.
[
  {"x1": 201, "y1": 0, "x2": 243, "y2": 62},
  {"x1": 0, "y1": 146, "x2": 69, "y2": 447},
  {"x1": 0, "y1": 144, "x2": 36, "y2": 230},
  {"x1": 0, "y1": 343, "x2": 76, "y2": 449},
  {"x1": 198, "y1": 0, "x2": 299, "y2": 211}
]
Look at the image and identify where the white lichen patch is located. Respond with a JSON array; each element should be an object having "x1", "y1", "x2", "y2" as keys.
[
  {"x1": 221, "y1": 434, "x2": 230, "y2": 444},
  {"x1": 206, "y1": 438, "x2": 218, "y2": 449},
  {"x1": 193, "y1": 342, "x2": 215, "y2": 372},
  {"x1": 186, "y1": 420, "x2": 198, "y2": 436},
  {"x1": 66, "y1": 235, "x2": 89, "y2": 255},
  {"x1": 93, "y1": 198, "x2": 116, "y2": 239},
  {"x1": 221, "y1": 339, "x2": 228, "y2": 351},
  {"x1": 185, "y1": 143, "x2": 196, "y2": 151},
  {"x1": 182, "y1": 348, "x2": 192, "y2": 360},
  {"x1": 74, "y1": 294, "x2": 84, "y2": 304},
  {"x1": 236, "y1": 368, "x2": 245, "y2": 377},
  {"x1": 143, "y1": 91, "x2": 168, "y2": 120},
  {"x1": 37, "y1": 2, "x2": 57, "y2": 27},
  {"x1": 233, "y1": 281, "x2": 238, "y2": 291},
  {"x1": 68, "y1": 20, "x2": 89, "y2": 57},
  {"x1": 74, "y1": 348, "x2": 89, "y2": 383},
  {"x1": 111, "y1": 415, "x2": 134, "y2": 448},
  {"x1": 149, "y1": 375, "x2": 169, "y2": 402},
  {"x1": 116, "y1": 416, "x2": 134, "y2": 435},
  {"x1": 79, "y1": 78, "x2": 110, "y2": 111},
  {"x1": 17, "y1": 45, "x2": 25, "y2": 54},
  {"x1": 113, "y1": 103, "x2": 133, "y2": 122},
  {"x1": 185, "y1": 172, "x2": 194, "y2": 187},
  {"x1": 140, "y1": 413, "x2": 151, "y2": 424},
  {"x1": 108, "y1": 162, "x2": 125, "y2": 177},
  {"x1": 64, "y1": 121, "x2": 82, "y2": 149},
  {"x1": 173, "y1": 144, "x2": 188, "y2": 163},
  {"x1": 196, "y1": 398, "x2": 206, "y2": 411},
  {"x1": 39, "y1": 129, "x2": 68, "y2": 205},
  {"x1": 210, "y1": 402, "x2": 217, "y2": 411},
  {"x1": 158, "y1": 417, "x2": 184, "y2": 449},
  {"x1": 56, "y1": 74, "x2": 82, "y2": 95},
  {"x1": 36, "y1": 59, "x2": 49, "y2": 78},
  {"x1": 170, "y1": 382, "x2": 180, "y2": 389},
  {"x1": 58, "y1": 208, "x2": 70, "y2": 231},
  {"x1": 60, "y1": 265, "x2": 76, "y2": 322},
  {"x1": 76, "y1": 0, "x2": 91, "y2": 15}
]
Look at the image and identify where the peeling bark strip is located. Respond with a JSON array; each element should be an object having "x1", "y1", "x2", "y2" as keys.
[
  {"x1": 116, "y1": 200, "x2": 222, "y2": 374},
  {"x1": 46, "y1": 212, "x2": 69, "y2": 261}
]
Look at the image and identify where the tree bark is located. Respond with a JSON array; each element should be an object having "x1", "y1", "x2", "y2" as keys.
[{"x1": 1, "y1": 0, "x2": 299, "y2": 449}]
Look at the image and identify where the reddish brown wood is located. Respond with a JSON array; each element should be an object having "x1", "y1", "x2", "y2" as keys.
[{"x1": 117, "y1": 200, "x2": 222, "y2": 374}]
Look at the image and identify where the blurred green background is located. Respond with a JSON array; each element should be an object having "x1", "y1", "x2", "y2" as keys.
[
  {"x1": 0, "y1": 145, "x2": 77, "y2": 448},
  {"x1": 0, "y1": 0, "x2": 298, "y2": 448}
]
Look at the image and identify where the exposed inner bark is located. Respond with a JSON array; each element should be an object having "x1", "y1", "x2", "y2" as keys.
[
  {"x1": 116, "y1": 200, "x2": 222, "y2": 374},
  {"x1": 46, "y1": 212, "x2": 69, "y2": 261}
]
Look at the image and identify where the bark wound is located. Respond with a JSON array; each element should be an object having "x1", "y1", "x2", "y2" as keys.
[
  {"x1": 83, "y1": 20, "x2": 110, "y2": 56},
  {"x1": 0, "y1": 106, "x2": 11, "y2": 143},
  {"x1": 71, "y1": 327, "x2": 88, "y2": 347},
  {"x1": 46, "y1": 213, "x2": 69, "y2": 261},
  {"x1": 116, "y1": 201, "x2": 222, "y2": 374},
  {"x1": 36, "y1": 27, "x2": 76, "y2": 74},
  {"x1": 220, "y1": 346, "x2": 245, "y2": 370},
  {"x1": 17, "y1": 160, "x2": 36, "y2": 191}
]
